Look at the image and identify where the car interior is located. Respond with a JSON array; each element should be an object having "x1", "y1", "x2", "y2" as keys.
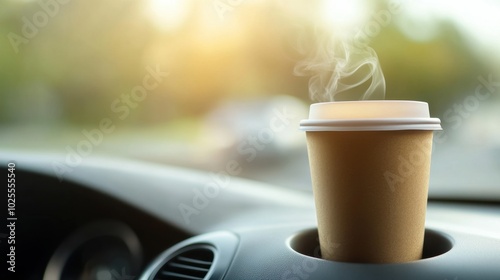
[{"x1": 1, "y1": 1, "x2": 500, "y2": 279}]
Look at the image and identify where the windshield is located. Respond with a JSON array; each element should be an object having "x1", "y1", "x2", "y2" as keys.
[{"x1": 1, "y1": 0, "x2": 499, "y2": 200}]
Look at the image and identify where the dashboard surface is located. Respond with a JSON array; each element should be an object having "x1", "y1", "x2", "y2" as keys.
[{"x1": 1, "y1": 152, "x2": 500, "y2": 279}]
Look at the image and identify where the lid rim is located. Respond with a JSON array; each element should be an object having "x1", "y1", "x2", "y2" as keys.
[{"x1": 299, "y1": 118, "x2": 442, "y2": 131}]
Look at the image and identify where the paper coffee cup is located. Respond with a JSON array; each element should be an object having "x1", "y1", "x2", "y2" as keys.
[{"x1": 300, "y1": 101, "x2": 441, "y2": 263}]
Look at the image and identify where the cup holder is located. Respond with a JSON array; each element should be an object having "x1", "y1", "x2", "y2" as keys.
[{"x1": 289, "y1": 228, "x2": 453, "y2": 262}]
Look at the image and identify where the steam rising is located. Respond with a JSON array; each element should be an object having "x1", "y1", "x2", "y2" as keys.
[{"x1": 294, "y1": 31, "x2": 386, "y2": 102}]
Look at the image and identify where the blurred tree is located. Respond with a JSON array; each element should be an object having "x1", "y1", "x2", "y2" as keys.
[
  {"x1": 0, "y1": 0, "x2": 156, "y2": 124},
  {"x1": 370, "y1": 0, "x2": 492, "y2": 115},
  {"x1": 0, "y1": 0, "x2": 494, "y2": 126},
  {"x1": 373, "y1": 22, "x2": 490, "y2": 114}
]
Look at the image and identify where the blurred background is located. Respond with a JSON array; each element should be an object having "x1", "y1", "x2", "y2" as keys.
[{"x1": 1, "y1": 0, "x2": 499, "y2": 196}]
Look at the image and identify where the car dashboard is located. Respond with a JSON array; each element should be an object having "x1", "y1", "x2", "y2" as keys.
[{"x1": 2, "y1": 152, "x2": 500, "y2": 280}]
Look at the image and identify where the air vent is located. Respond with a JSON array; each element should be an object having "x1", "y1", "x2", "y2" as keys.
[
  {"x1": 153, "y1": 246, "x2": 215, "y2": 280},
  {"x1": 140, "y1": 232, "x2": 237, "y2": 280}
]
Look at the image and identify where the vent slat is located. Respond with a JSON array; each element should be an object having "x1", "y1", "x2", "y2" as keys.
[
  {"x1": 168, "y1": 262, "x2": 211, "y2": 272},
  {"x1": 176, "y1": 256, "x2": 213, "y2": 266},
  {"x1": 153, "y1": 246, "x2": 215, "y2": 280},
  {"x1": 160, "y1": 271, "x2": 205, "y2": 280}
]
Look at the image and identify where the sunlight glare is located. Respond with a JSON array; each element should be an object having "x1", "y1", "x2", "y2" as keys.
[
  {"x1": 148, "y1": 0, "x2": 188, "y2": 31},
  {"x1": 321, "y1": 0, "x2": 367, "y2": 32}
]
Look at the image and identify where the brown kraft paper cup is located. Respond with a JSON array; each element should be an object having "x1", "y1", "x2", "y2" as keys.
[
  {"x1": 306, "y1": 130, "x2": 433, "y2": 263},
  {"x1": 300, "y1": 101, "x2": 441, "y2": 263}
]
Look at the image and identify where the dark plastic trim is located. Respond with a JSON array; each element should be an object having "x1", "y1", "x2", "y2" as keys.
[
  {"x1": 288, "y1": 228, "x2": 454, "y2": 262},
  {"x1": 139, "y1": 231, "x2": 239, "y2": 280}
]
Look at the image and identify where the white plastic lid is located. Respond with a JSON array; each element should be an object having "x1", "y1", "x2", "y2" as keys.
[{"x1": 299, "y1": 100, "x2": 442, "y2": 131}]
